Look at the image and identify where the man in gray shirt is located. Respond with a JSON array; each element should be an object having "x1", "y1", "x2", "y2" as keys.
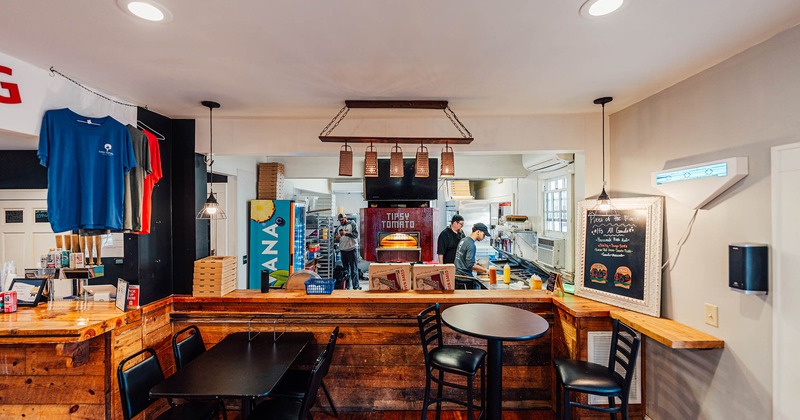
[
  {"x1": 336, "y1": 214, "x2": 360, "y2": 289},
  {"x1": 454, "y1": 223, "x2": 490, "y2": 277}
]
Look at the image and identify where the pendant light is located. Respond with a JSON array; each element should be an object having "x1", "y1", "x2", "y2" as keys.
[
  {"x1": 593, "y1": 96, "x2": 613, "y2": 212},
  {"x1": 440, "y1": 142, "x2": 455, "y2": 177},
  {"x1": 364, "y1": 142, "x2": 378, "y2": 177},
  {"x1": 338, "y1": 142, "x2": 353, "y2": 176},
  {"x1": 390, "y1": 142, "x2": 404, "y2": 178},
  {"x1": 415, "y1": 143, "x2": 429, "y2": 177},
  {"x1": 197, "y1": 100, "x2": 227, "y2": 220}
]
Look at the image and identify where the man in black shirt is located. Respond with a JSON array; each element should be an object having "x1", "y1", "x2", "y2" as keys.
[{"x1": 437, "y1": 214, "x2": 465, "y2": 264}]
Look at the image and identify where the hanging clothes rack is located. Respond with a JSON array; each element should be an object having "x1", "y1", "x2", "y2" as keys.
[{"x1": 136, "y1": 120, "x2": 166, "y2": 141}]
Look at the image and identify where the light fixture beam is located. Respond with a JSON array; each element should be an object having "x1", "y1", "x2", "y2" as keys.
[
  {"x1": 344, "y1": 100, "x2": 448, "y2": 109},
  {"x1": 320, "y1": 136, "x2": 472, "y2": 144}
]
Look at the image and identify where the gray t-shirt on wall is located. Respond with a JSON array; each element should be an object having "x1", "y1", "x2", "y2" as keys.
[
  {"x1": 454, "y1": 236, "x2": 477, "y2": 277},
  {"x1": 123, "y1": 125, "x2": 152, "y2": 232}
]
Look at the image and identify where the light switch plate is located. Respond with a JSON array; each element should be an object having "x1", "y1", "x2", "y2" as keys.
[{"x1": 705, "y1": 303, "x2": 719, "y2": 327}]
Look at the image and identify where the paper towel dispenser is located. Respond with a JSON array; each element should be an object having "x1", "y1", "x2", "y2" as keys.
[{"x1": 729, "y1": 243, "x2": 768, "y2": 295}]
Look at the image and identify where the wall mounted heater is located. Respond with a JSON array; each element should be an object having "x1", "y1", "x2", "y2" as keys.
[{"x1": 651, "y1": 157, "x2": 748, "y2": 209}]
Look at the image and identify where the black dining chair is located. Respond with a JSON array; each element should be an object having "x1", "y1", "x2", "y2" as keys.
[
  {"x1": 172, "y1": 325, "x2": 207, "y2": 370},
  {"x1": 417, "y1": 303, "x2": 485, "y2": 420},
  {"x1": 271, "y1": 326, "x2": 340, "y2": 416},
  {"x1": 172, "y1": 325, "x2": 228, "y2": 419},
  {"x1": 553, "y1": 319, "x2": 641, "y2": 420},
  {"x1": 246, "y1": 349, "x2": 328, "y2": 420},
  {"x1": 117, "y1": 348, "x2": 221, "y2": 420}
]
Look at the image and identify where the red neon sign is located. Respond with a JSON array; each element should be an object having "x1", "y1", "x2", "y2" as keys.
[{"x1": 0, "y1": 65, "x2": 22, "y2": 104}]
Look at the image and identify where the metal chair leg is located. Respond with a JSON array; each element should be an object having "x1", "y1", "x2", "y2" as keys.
[
  {"x1": 563, "y1": 389, "x2": 571, "y2": 420},
  {"x1": 608, "y1": 396, "x2": 617, "y2": 420},
  {"x1": 321, "y1": 381, "x2": 338, "y2": 417},
  {"x1": 467, "y1": 374, "x2": 474, "y2": 420},
  {"x1": 435, "y1": 370, "x2": 444, "y2": 420},
  {"x1": 421, "y1": 369, "x2": 432, "y2": 420},
  {"x1": 555, "y1": 379, "x2": 562, "y2": 419}
]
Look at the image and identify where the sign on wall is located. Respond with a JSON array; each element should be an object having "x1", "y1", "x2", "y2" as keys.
[
  {"x1": 575, "y1": 196, "x2": 664, "y2": 317},
  {"x1": 0, "y1": 50, "x2": 136, "y2": 138}
]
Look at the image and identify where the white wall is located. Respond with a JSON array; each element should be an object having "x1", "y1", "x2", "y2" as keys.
[
  {"x1": 211, "y1": 155, "x2": 261, "y2": 289},
  {"x1": 610, "y1": 23, "x2": 800, "y2": 419}
]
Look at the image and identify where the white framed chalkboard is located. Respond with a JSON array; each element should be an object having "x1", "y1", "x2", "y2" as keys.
[{"x1": 575, "y1": 196, "x2": 664, "y2": 316}]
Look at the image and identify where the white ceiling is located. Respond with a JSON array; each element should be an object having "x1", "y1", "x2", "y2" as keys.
[{"x1": 2, "y1": 0, "x2": 800, "y2": 120}]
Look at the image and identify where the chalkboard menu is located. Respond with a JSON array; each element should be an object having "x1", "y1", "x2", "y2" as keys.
[{"x1": 583, "y1": 209, "x2": 647, "y2": 300}]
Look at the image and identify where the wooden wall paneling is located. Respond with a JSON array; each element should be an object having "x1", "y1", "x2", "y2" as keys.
[{"x1": 170, "y1": 299, "x2": 553, "y2": 413}]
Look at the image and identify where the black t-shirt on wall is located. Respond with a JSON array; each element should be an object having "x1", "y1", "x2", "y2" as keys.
[{"x1": 437, "y1": 227, "x2": 465, "y2": 264}]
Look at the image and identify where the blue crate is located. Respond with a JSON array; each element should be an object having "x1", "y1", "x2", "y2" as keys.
[{"x1": 304, "y1": 278, "x2": 335, "y2": 295}]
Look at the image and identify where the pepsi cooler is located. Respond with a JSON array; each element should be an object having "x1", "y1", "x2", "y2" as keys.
[{"x1": 729, "y1": 243, "x2": 768, "y2": 295}]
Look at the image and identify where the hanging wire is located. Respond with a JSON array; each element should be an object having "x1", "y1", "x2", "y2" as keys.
[
  {"x1": 49, "y1": 66, "x2": 145, "y2": 109},
  {"x1": 443, "y1": 105, "x2": 472, "y2": 138},
  {"x1": 319, "y1": 105, "x2": 349, "y2": 136}
]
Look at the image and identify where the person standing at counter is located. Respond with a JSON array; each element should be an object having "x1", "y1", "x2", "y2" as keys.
[
  {"x1": 454, "y1": 223, "x2": 490, "y2": 277},
  {"x1": 336, "y1": 214, "x2": 361, "y2": 290},
  {"x1": 437, "y1": 214, "x2": 465, "y2": 264}
]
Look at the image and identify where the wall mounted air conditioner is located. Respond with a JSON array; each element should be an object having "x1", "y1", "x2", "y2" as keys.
[
  {"x1": 536, "y1": 236, "x2": 565, "y2": 269},
  {"x1": 522, "y1": 153, "x2": 574, "y2": 172}
]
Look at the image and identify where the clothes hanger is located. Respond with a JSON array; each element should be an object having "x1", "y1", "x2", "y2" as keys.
[
  {"x1": 136, "y1": 120, "x2": 166, "y2": 141},
  {"x1": 76, "y1": 117, "x2": 102, "y2": 126}
]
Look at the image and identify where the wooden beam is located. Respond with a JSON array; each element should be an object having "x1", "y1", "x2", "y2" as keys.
[
  {"x1": 344, "y1": 100, "x2": 448, "y2": 110},
  {"x1": 319, "y1": 136, "x2": 472, "y2": 145}
]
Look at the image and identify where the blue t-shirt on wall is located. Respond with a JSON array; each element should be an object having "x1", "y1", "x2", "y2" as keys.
[{"x1": 38, "y1": 108, "x2": 136, "y2": 232}]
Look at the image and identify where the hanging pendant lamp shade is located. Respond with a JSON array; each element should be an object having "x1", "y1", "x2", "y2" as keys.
[
  {"x1": 390, "y1": 143, "x2": 404, "y2": 178},
  {"x1": 197, "y1": 191, "x2": 227, "y2": 219},
  {"x1": 364, "y1": 143, "x2": 378, "y2": 177},
  {"x1": 197, "y1": 100, "x2": 227, "y2": 220},
  {"x1": 338, "y1": 143, "x2": 353, "y2": 176},
  {"x1": 440, "y1": 143, "x2": 455, "y2": 178},
  {"x1": 415, "y1": 144, "x2": 429, "y2": 177},
  {"x1": 592, "y1": 96, "x2": 615, "y2": 213}
]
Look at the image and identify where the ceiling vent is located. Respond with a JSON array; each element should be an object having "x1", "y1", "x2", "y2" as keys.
[{"x1": 522, "y1": 153, "x2": 574, "y2": 172}]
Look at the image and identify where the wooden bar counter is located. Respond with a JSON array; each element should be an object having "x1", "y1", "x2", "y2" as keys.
[{"x1": 0, "y1": 289, "x2": 722, "y2": 419}]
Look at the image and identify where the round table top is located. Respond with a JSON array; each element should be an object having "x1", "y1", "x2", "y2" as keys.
[{"x1": 441, "y1": 303, "x2": 549, "y2": 341}]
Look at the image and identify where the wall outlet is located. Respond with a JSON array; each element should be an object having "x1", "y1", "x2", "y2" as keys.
[{"x1": 705, "y1": 303, "x2": 719, "y2": 327}]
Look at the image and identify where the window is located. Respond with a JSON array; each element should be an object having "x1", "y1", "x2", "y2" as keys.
[{"x1": 542, "y1": 174, "x2": 570, "y2": 235}]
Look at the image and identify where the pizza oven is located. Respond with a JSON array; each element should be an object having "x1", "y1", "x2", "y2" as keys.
[{"x1": 376, "y1": 231, "x2": 421, "y2": 262}]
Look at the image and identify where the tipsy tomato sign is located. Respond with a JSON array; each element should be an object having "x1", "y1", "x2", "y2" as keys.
[{"x1": 0, "y1": 65, "x2": 22, "y2": 104}]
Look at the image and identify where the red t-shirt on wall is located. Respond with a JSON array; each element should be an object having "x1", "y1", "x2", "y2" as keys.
[{"x1": 135, "y1": 130, "x2": 162, "y2": 234}]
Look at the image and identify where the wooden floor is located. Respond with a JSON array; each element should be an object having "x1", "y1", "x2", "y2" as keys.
[{"x1": 230, "y1": 410, "x2": 554, "y2": 419}]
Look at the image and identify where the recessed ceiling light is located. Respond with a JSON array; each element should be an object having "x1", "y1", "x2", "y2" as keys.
[
  {"x1": 117, "y1": 0, "x2": 173, "y2": 22},
  {"x1": 580, "y1": 0, "x2": 625, "y2": 18}
]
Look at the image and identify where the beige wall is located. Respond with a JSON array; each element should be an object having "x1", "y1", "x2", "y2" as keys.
[{"x1": 611, "y1": 23, "x2": 800, "y2": 419}]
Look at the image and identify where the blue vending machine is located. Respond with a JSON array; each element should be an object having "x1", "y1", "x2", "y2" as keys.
[{"x1": 248, "y1": 200, "x2": 305, "y2": 289}]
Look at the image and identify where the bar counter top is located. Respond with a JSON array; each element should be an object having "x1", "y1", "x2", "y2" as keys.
[
  {"x1": 0, "y1": 289, "x2": 722, "y2": 349},
  {"x1": 0, "y1": 299, "x2": 166, "y2": 344}
]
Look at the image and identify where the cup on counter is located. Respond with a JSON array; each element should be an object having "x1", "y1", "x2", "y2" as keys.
[
  {"x1": 489, "y1": 267, "x2": 497, "y2": 285},
  {"x1": 532, "y1": 278, "x2": 543, "y2": 290}
]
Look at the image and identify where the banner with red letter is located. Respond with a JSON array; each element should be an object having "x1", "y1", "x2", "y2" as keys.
[{"x1": 0, "y1": 50, "x2": 136, "y2": 140}]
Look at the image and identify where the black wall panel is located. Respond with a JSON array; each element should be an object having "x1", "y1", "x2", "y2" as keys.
[{"x1": 0, "y1": 150, "x2": 47, "y2": 189}]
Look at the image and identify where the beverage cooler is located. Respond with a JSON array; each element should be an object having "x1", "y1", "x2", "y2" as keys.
[{"x1": 248, "y1": 200, "x2": 305, "y2": 289}]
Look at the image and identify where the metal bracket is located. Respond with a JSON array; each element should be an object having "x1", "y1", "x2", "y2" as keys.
[{"x1": 248, "y1": 313, "x2": 285, "y2": 342}]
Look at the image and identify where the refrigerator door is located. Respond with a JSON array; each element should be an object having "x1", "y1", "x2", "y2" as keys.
[{"x1": 249, "y1": 200, "x2": 298, "y2": 289}]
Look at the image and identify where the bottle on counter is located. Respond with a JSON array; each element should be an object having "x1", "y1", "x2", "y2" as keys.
[{"x1": 503, "y1": 263, "x2": 511, "y2": 285}]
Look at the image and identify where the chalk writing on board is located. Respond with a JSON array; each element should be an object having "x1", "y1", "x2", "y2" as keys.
[{"x1": 584, "y1": 210, "x2": 646, "y2": 300}]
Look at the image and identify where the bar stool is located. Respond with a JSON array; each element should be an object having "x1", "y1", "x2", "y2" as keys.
[
  {"x1": 553, "y1": 319, "x2": 641, "y2": 420},
  {"x1": 417, "y1": 303, "x2": 485, "y2": 419}
]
